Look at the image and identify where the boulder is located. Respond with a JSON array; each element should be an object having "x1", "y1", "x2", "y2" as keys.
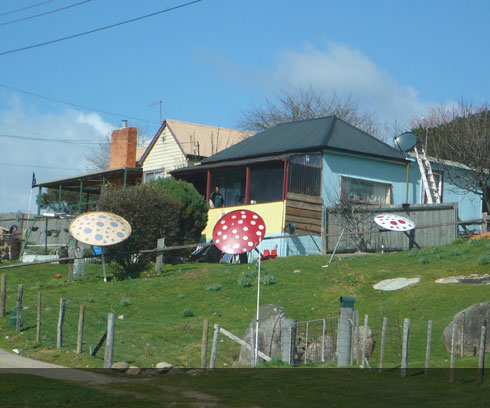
[
  {"x1": 111, "y1": 362, "x2": 129, "y2": 371},
  {"x1": 155, "y1": 362, "x2": 173, "y2": 373},
  {"x1": 443, "y1": 302, "x2": 490, "y2": 356},
  {"x1": 237, "y1": 304, "x2": 295, "y2": 366},
  {"x1": 126, "y1": 366, "x2": 142, "y2": 375},
  {"x1": 353, "y1": 326, "x2": 375, "y2": 360},
  {"x1": 295, "y1": 335, "x2": 335, "y2": 363}
]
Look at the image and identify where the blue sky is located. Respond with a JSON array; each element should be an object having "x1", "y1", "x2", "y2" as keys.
[{"x1": 1, "y1": 0, "x2": 489, "y2": 212}]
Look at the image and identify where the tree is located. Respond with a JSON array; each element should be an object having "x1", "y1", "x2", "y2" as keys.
[
  {"x1": 411, "y1": 100, "x2": 490, "y2": 213},
  {"x1": 38, "y1": 189, "x2": 83, "y2": 215},
  {"x1": 149, "y1": 177, "x2": 208, "y2": 245},
  {"x1": 97, "y1": 184, "x2": 181, "y2": 279},
  {"x1": 237, "y1": 85, "x2": 379, "y2": 136}
]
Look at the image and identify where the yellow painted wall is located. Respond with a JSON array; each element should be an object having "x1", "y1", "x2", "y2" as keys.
[{"x1": 202, "y1": 201, "x2": 286, "y2": 240}]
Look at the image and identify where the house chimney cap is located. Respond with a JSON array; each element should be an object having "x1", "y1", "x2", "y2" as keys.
[{"x1": 122, "y1": 120, "x2": 128, "y2": 128}]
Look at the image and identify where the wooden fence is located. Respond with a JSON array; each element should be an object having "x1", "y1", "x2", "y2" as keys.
[{"x1": 324, "y1": 203, "x2": 459, "y2": 252}]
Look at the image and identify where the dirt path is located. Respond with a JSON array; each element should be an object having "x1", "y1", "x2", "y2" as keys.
[{"x1": 0, "y1": 348, "x2": 117, "y2": 384}]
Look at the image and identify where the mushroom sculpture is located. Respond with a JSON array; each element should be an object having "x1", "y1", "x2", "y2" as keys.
[
  {"x1": 69, "y1": 211, "x2": 132, "y2": 282},
  {"x1": 374, "y1": 213, "x2": 417, "y2": 250},
  {"x1": 212, "y1": 209, "x2": 266, "y2": 365}
]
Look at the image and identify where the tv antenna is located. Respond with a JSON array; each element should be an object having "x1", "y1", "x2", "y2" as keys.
[{"x1": 149, "y1": 100, "x2": 163, "y2": 122}]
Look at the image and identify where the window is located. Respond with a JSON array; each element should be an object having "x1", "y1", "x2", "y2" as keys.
[
  {"x1": 341, "y1": 177, "x2": 392, "y2": 205},
  {"x1": 424, "y1": 170, "x2": 443, "y2": 203},
  {"x1": 287, "y1": 153, "x2": 322, "y2": 196},
  {"x1": 144, "y1": 169, "x2": 164, "y2": 183},
  {"x1": 250, "y1": 163, "x2": 284, "y2": 203}
]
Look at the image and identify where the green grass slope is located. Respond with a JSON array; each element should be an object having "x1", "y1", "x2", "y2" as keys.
[{"x1": 0, "y1": 238, "x2": 489, "y2": 369}]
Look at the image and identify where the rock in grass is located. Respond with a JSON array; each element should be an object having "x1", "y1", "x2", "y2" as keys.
[
  {"x1": 155, "y1": 362, "x2": 173, "y2": 373},
  {"x1": 111, "y1": 362, "x2": 129, "y2": 371},
  {"x1": 443, "y1": 302, "x2": 490, "y2": 356},
  {"x1": 126, "y1": 366, "x2": 142, "y2": 375}
]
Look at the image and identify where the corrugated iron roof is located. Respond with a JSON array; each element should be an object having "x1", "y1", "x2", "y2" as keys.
[{"x1": 202, "y1": 116, "x2": 406, "y2": 163}]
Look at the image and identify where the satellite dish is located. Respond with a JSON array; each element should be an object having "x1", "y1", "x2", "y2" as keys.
[
  {"x1": 213, "y1": 210, "x2": 266, "y2": 254},
  {"x1": 393, "y1": 132, "x2": 417, "y2": 152},
  {"x1": 69, "y1": 211, "x2": 131, "y2": 246},
  {"x1": 374, "y1": 214, "x2": 416, "y2": 231}
]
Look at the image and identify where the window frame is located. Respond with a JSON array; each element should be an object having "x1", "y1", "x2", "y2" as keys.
[
  {"x1": 143, "y1": 168, "x2": 165, "y2": 183},
  {"x1": 340, "y1": 176, "x2": 393, "y2": 205}
]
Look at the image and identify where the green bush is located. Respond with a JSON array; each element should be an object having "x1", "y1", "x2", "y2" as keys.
[
  {"x1": 261, "y1": 274, "x2": 277, "y2": 285},
  {"x1": 183, "y1": 308, "x2": 194, "y2": 317},
  {"x1": 477, "y1": 256, "x2": 490, "y2": 265},
  {"x1": 150, "y1": 178, "x2": 208, "y2": 246},
  {"x1": 206, "y1": 284, "x2": 221, "y2": 292},
  {"x1": 97, "y1": 184, "x2": 181, "y2": 280},
  {"x1": 120, "y1": 298, "x2": 131, "y2": 307},
  {"x1": 237, "y1": 272, "x2": 253, "y2": 287}
]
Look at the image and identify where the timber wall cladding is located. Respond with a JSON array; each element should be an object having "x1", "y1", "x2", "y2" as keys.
[
  {"x1": 285, "y1": 193, "x2": 323, "y2": 235},
  {"x1": 324, "y1": 203, "x2": 458, "y2": 252}
]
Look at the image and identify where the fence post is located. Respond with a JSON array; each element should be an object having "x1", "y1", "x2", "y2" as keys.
[
  {"x1": 209, "y1": 323, "x2": 220, "y2": 369},
  {"x1": 67, "y1": 240, "x2": 75, "y2": 284},
  {"x1": 425, "y1": 320, "x2": 432, "y2": 377},
  {"x1": 36, "y1": 292, "x2": 42, "y2": 343},
  {"x1": 304, "y1": 322, "x2": 309, "y2": 364},
  {"x1": 337, "y1": 297, "x2": 355, "y2": 367},
  {"x1": 355, "y1": 310, "x2": 360, "y2": 365},
  {"x1": 460, "y1": 312, "x2": 465, "y2": 357},
  {"x1": 478, "y1": 321, "x2": 487, "y2": 383},
  {"x1": 76, "y1": 305, "x2": 85, "y2": 354},
  {"x1": 0, "y1": 273, "x2": 6, "y2": 317},
  {"x1": 401, "y1": 318, "x2": 410, "y2": 377},
  {"x1": 16, "y1": 284, "x2": 23, "y2": 332},
  {"x1": 379, "y1": 316, "x2": 387, "y2": 373},
  {"x1": 57, "y1": 298, "x2": 66, "y2": 348},
  {"x1": 449, "y1": 323, "x2": 456, "y2": 383},
  {"x1": 155, "y1": 238, "x2": 165, "y2": 274},
  {"x1": 104, "y1": 312, "x2": 116, "y2": 368},
  {"x1": 201, "y1": 319, "x2": 209, "y2": 368},
  {"x1": 361, "y1": 314, "x2": 368, "y2": 369},
  {"x1": 321, "y1": 319, "x2": 326, "y2": 363}
]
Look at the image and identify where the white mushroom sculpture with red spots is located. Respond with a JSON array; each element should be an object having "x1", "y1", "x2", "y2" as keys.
[{"x1": 374, "y1": 214, "x2": 415, "y2": 231}]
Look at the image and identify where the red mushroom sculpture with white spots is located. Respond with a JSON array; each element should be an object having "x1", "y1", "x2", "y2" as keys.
[
  {"x1": 212, "y1": 209, "x2": 266, "y2": 366},
  {"x1": 374, "y1": 214, "x2": 415, "y2": 231}
]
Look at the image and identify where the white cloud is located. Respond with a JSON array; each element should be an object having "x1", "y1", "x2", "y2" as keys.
[
  {"x1": 271, "y1": 42, "x2": 430, "y2": 127},
  {"x1": 0, "y1": 100, "x2": 117, "y2": 213}
]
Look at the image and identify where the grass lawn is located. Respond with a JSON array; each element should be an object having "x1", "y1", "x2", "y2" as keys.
[
  {"x1": 0, "y1": 237, "x2": 489, "y2": 370},
  {"x1": 1, "y1": 368, "x2": 489, "y2": 407}
]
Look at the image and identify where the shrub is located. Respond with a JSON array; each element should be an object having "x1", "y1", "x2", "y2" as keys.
[
  {"x1": 477, "y1": 256, "x2": 490, "y2": 265},
  {"x1": 206, "y1": 284, "x2": 221, "y2": 292},
  {"x1": 183, "y1": 308, "x2": 194, "y2": 317},
  {"x1": 261, "y1": 274, "x2": 277, "y2": 285},
  {"x1": 120, "y1": 298, "x2": 131, "y2": 307},
  {"x1": 237, "y1": 272, "x2": 253, "y2": 287},
  {"x1": 150, "y1": 178, "x2": 208, "y2": 245},
  {"x1": 97, "y1": 184, "x2": 181, "y2": 280}
]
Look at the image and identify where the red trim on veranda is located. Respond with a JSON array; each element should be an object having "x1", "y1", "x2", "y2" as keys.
[
  {"x1": 245, "y1": 166, "x2": 251, "y2": 204},
  {"x1": 206, "y1": 170, "x2": 212, "y2": 203},
  {"x1": 282, "y1": 159, "x2": 289, "y2": 201}
]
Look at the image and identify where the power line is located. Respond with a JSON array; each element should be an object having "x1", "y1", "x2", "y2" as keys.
[
  {"x1": 0, "y1": 161, "x2": 77, "y2": 171},
  {"x1": 0, "y1": 132, "x2": 100, "y2": 144},
  {"x1": 0, "y1": 0, "x2": 58, "y2": 17},
  {"x1": 0, "y1": 83, "x2": 160, "y2": 124},
  {"x1": 0, "y1": 0, "x2": 203, "y2": 56},
  {"x1": 0, "y1": 0, "x2": 94, "y2": 28}
]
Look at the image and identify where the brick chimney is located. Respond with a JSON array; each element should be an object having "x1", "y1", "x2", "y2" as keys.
[{"x1": 109, "y1": 121, "x2": 138, "y2": 169}]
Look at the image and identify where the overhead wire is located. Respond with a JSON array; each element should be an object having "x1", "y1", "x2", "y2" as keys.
[
  {"x1": 0, "y1": 0, "x2": 58, "y2": 17},
  {"x1": 0, "y1": 83, "x2": 160, "y2": 124},
  {"x1": 0, "y1": 0, "x2": 203, "y2": 56},
  {"x1": 0, "y1": 161, "x2": 78, "y2": 171},
  {"x1": 0, "y1": 0, "x2": 94, "y2": 27}
]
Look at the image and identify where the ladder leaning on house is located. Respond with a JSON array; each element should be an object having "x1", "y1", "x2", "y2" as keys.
[{"x1": 414, "y1": 146, "x2": 441, "y2": 204}]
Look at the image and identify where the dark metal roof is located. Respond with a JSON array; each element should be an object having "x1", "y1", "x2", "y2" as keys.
[{"x1": 202, "y1": 116, "x2": 406, "y2": 164}]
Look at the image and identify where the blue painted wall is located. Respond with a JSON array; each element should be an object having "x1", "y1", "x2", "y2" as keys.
[{"x1": 321, "y1": 150, "x2": 482, "y2": 222}]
